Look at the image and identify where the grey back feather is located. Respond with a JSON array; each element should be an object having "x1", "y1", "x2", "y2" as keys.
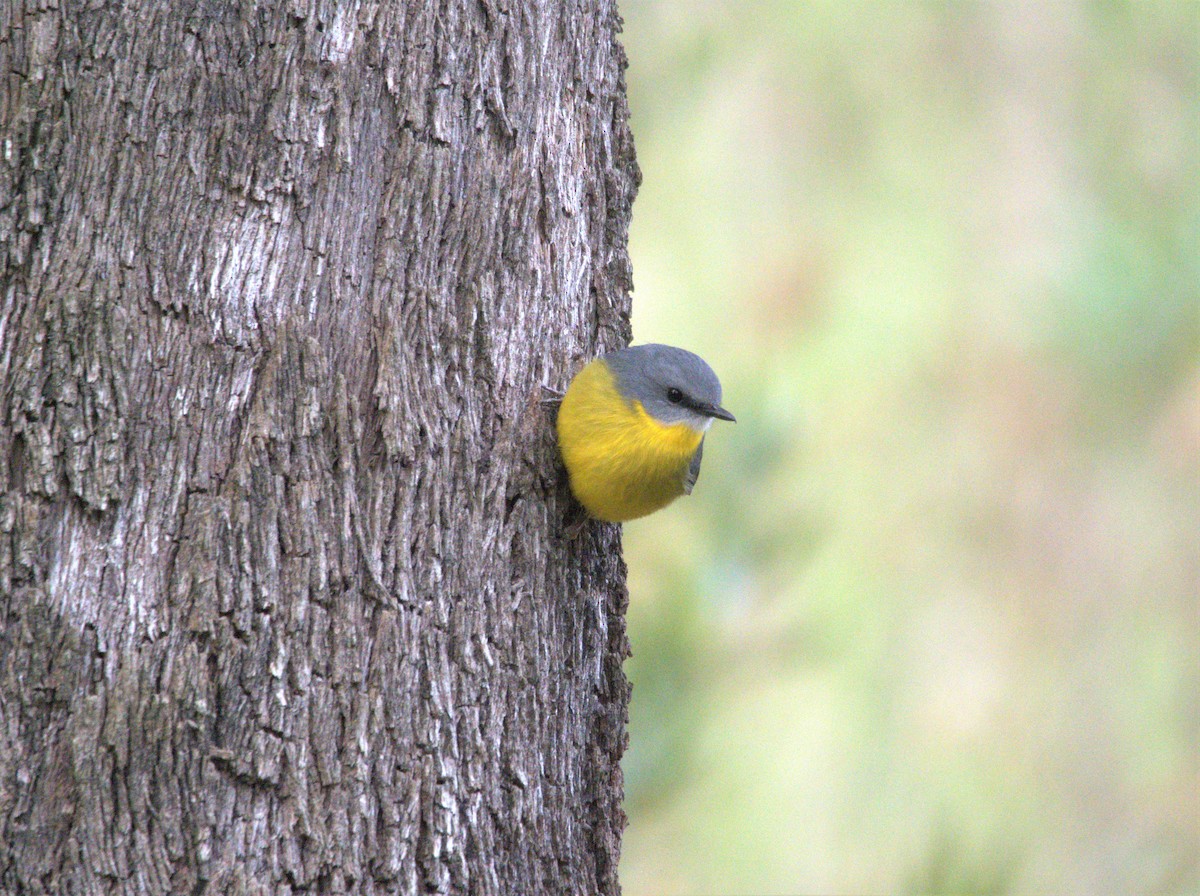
[{"x1": 685, "y1": 438, "x2": 705, "y2": 493}]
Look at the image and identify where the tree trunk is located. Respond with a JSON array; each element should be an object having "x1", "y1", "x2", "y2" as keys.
[{"x1": 0, "y1": 1, "x2": 637, "y2": 893}]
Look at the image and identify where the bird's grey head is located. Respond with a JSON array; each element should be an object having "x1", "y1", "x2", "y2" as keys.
[{"x1": 604, "y1": 344, "x2": 736, "y2": 431}]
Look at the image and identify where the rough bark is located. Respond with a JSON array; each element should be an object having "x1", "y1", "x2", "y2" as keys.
[{"x1": 0, "y1": 1, "x2": 637, "y2": 894}]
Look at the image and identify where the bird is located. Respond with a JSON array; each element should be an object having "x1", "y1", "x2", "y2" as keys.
[{"x1": 555, "y1": 343, "x2": 735, "y2": 522}]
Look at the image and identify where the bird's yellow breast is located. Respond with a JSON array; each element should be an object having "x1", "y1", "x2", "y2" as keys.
[{"x1": 556, "y1": 358, "x2": 704, "y2": 522}]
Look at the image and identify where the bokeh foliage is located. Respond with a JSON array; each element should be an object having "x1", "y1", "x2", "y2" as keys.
[{"x1": 617, "y1": 3, "x2": 1199, "y2": 894}]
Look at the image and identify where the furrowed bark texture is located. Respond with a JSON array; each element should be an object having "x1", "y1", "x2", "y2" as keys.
[{"x1": 0, "y1": 1, "x2": 637, "y2": 893}]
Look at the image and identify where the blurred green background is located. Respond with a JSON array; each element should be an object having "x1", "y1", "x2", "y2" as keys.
[{"x1": 615, "y1": 3, "x2": 1199, "y2": 894}]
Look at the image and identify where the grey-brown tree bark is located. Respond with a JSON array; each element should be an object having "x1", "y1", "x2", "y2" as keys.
[{"x1": 0, "y1": 1, "x2": 637, "y2": 893}]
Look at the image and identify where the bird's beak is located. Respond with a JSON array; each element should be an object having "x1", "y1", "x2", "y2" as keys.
[{"x1": 701, "y1": 403, "x2": 736, "y2": 423}]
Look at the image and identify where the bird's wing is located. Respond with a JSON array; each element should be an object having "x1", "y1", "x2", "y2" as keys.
[{"x1": 684, "y1": 437, "x2": 705, "y2": 494}]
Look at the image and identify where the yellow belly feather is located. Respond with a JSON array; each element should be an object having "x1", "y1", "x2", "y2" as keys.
[{"x1": 556, "y1": 359, "x2": 704, "y2": 522}]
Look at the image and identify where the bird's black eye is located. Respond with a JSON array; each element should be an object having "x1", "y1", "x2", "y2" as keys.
[{"x1": 666, "y1": 387, "x2": 684, "y2": 404}]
